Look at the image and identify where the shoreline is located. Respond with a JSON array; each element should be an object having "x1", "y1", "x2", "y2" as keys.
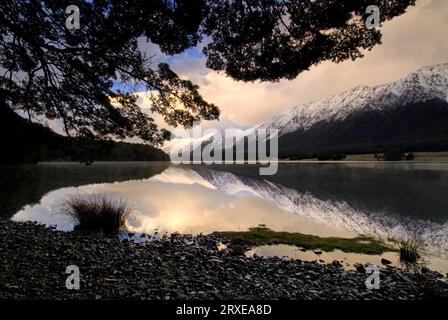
[{"x1": 1, "y1": 220, "x2": 447, "y2": 300}]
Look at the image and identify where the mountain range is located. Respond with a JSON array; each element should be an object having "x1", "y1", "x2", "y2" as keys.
[
  {"x1": 256, "y1": 63, "x2": 448, "y2": 157},
  {"x1": 185, "y1": 63, "x2": 448, "y2": 159}
]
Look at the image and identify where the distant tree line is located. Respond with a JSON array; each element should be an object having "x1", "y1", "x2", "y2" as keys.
[
  {"x1": 280, "y1": 149, "x2": 416, "y2": 161},
  {"x1": 284, "y1": 152, "x2": 346, "y2": 161},
  {"x1": 0, "y1": 106, "x2": 169, "y2": 165},
  {"x1": 375, "y1": 150, "x2": 415, "y2": 161}
]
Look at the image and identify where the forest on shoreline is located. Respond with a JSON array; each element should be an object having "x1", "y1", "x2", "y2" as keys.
[{"x1": 0, "y1": 105, "x2": 169, "y2": 165}]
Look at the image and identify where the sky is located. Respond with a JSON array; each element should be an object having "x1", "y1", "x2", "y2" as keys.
[{"x1": 136, "y1": 0, "x2": 448, "y2": 131}]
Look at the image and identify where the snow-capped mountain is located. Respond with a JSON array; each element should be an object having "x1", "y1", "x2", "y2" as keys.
[
  {"x1": 173, "y1": 63, "x2": 448, "y2": 158},
  {"x1": 256, "y1": 63, "x2": 448, "y2": 137}
]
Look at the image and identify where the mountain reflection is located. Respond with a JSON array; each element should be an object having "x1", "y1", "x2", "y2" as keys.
[
  {"x1": 192, "y1": 165, "x2": 448, "y2": 258},
  {"x1": 7, "y1": 162, "x2": 448, "y2": 259}
]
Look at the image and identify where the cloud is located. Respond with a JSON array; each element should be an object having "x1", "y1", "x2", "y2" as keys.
[{"x1": 151, "y1": 0, "x2": 448, "y2": 127}]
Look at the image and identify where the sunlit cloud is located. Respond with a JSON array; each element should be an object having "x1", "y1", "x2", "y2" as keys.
[{"x1": 144, "y1": 0, "x2": 448, "y2": 127}]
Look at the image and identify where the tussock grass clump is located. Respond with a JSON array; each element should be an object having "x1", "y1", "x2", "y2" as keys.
[
  {"x1": 388, "y1": 237, "x2": 425, "y2": 270},
  {"x1": 62, "y1": 193, "x2": 134, "y2": 235},
  {"x1": 398, "y1": 239, "x2": 423, "y2": 270}
]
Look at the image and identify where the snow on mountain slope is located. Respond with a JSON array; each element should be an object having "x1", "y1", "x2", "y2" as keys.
[
  {"x1": 256, "y1": 63, "x2": 448, "y2": 136},
  {"x1": 165, "y1": 63, "x2": 448, "y2": 153}
]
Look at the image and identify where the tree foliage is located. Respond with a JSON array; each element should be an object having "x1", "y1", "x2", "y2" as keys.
[
  {"x1": 0, "y1": 0, "x2": 415, "y2": 144},
  {"x1": 383, "y1": 149, "x2": 405, "y2": 161},
  {"x1": 204, "y1": 0, "x2": 416, "y2": 81}
]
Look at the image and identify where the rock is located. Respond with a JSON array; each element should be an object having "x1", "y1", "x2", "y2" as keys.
[
  {"x1": 381, "y1": 258, "x2": 392, "y2": 266},
  {"x1": 230, "y1": 245, "x2": 246, "y2": 256},
  {"x1": 1, "y1": 220, "x2": 443, "y2": 301},
  {"x1": 118, "y1": 289, "x2": 128, "y2": 296},
  {"x1": 332, "y1": 260, "x2": 342, "y2": 267},
  {"x1": 397, "y1": 274, "x2": 412, "y2": 283},
  {"x1": 355, "y1": 264, "x2": 366, "y2": 273},
  {"x1": 313, "y1": 250, "x2": 322, "y2": 255},
  {"x1": 421, "y1": 266, "x2": 431, "y2": 274}
]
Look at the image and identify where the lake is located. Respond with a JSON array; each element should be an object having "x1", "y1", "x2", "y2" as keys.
[{"x1": 1, "y1": 161, "x2": 448, "y2": 273}]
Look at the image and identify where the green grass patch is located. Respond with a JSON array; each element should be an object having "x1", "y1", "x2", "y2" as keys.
[{"x1": 212, "y1": 226, "x2": 395, "y2": 255}]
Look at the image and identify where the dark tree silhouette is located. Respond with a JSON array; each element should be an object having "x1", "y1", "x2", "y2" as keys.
[
  {"x1": 0, "y1": 0, "x2": 218, "y2": 145},
  {"x1": 204, "y1": 0, "x2": 416, "y2": 81},
  {"x1": 383, "y1": 149, "x2": 405, "y2": 161},
  {"x1": 0, "y1": 0, "x2": 415, "y2": 144}
]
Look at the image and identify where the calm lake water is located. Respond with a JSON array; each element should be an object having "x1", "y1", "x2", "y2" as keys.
[{"x1": 1, "y1": 161, "x2": 448, "y2": 273}]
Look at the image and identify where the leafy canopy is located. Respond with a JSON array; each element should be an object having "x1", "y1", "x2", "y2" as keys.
[{"x1": 0, "y1": 0, "x2": 415, "y2": 144}]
